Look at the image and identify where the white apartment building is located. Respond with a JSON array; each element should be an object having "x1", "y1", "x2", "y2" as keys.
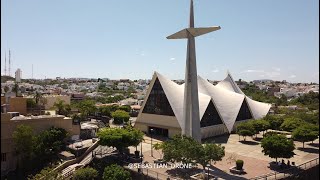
[{"x1": 15, "y1": 69, "x2": 22, "y2": 83}]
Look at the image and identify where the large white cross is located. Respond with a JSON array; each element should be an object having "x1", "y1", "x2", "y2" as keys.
[{"x1": 167, "y1": 0, "x2": 220, "y2": 142}]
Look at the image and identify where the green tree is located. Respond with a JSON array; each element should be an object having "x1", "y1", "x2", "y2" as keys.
[
  {"x1": 64, "y1": 104, "x2": 72, "y2": 116},
  {"x1": 261, "y1": 134, "x2": 295, "y2": 162},
  {"x1": 153, "y1": 143, "x2": 164, "y2": 159},
  {"x1": 97, "y1": 127, "x2": 142, "y2": 154},
  {"x1": 160, "y1": 135, "x2": 199, "y2": 165},
  {"x1": 118, "y1": 105, "x2": 131, "y2": 112},
  {"x1": 280, "y1": 117, "x2": 304, "y2": 132},
  {"x1": 33, "y1": 91, "x2": 42, "y2": 105},
  {"x1": 77, "y1": 100, "x2": 97, "y2": 118},
  {"x1": 112, "y1": 110, "x2": 130, "y2": 124},
  {"x1": 99, "y1": 106, "x2": 111, "y2": 117},
  {"x1": 53, "y1": 99, "x2": 66, "y2": 115},
  {"x1": 292, "y1": 124, "x2": 319, "y2": 148},
  {"x1": 196, "y1": 143, "x2": 225, "y2": 171},
  {"x1": 26, "y1": 98, "x2": 37, "y2": 109},
  {"x1": 27, "y1": 167, "x2": 61, "y2": 180},
  {"x1": 103, "y1": 164, "x2": 131, "y2": 180},
  {"x1": 236, "y1": 121, "x2": 256, "y2": 141},
  {"x1": 276, "y1": 94, "x2": 288, "y2": 106},
  {"x1": 53, "y1": 99, "x2": 71, "y2": 116},
  {"x1": 110, "y1": 104, "x2": 120, "y2": 112},
  {"x1": 294, "y1": 111, "x2": 319, "y2": 125},
  {"x1": 251, "y1": 119, "x2": 270, "y2": 136},
  {"x1": 264, "y1": 115, "x2": 284, "y2": 130},
  {"x1": 126, "y1": 126, "x2": 144, "y2": 152},
  {"x1": 33, "y1": 91, "x2": 46, "y2": 115},
  {"x1": 13, "y1": 125, "x2": 36, "y2": 171},
  {"x1": 290, "y1": 91, "x2": 319, "y2": 110},
  {"x1": 12, "y1": 83, "x2": 19, "y2": 96},
  {"x1": 39, "y1": 97, "x2": 48, "y2": 115},
  {"x1": 34, "y1": 127, "x2": 68, "y2": 165},
  {"x1": 157, "y1": 135, "x2": 225, "y2": 171},
  {"x1": 73, "y1": 167, "x2": 98, "y2": 180}
]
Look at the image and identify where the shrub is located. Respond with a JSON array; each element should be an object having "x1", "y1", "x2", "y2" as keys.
[
  {"x1": 118, "y1": 105, "x2": 131, "y2": 112},
  {"x1": 236, "y1": 160, "x2": 244, "y2": 170},
  {"x1": 73, "y1": 167, "x2": 98, "y2": 180},
  {"x1": 251, "y1": 119, "x2": 270, "y2": 135},
  {"x1": 97, "y1": 127, "x2": 144, "y2": 153},
  {"x1": 280, "y1": 117, "x2": 303, "y2": 132},
  {"x1": 236, "y1": 121, "x2": 256, "y2": 141},
  {"x1": 112, "y1": 110, "x2": 130, "y2": 124},
  {"x1": 264, "y1": 115, "x2": 284, "y2": 130},
  {"x1": 103, "y1": 164, "x2": 131, "y2": 180},
  {"x1": 263, "y1": 131, "x2": 278, "y2": 137}
]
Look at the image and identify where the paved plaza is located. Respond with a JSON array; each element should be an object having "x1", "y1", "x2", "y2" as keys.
[{"x1": 128, "y1": 133, "x2": 319, "y2": 179}]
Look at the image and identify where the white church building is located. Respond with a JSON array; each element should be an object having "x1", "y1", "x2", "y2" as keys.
[{"x1": 134, "y1": 71, "x2": 271, "y2": 139}]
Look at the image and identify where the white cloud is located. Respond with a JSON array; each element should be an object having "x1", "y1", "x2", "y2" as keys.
[
  {"x1": 242, "y1": 69, "x2": 280, "y2": 78},
  {"x1": 135, "y1": 49, "x2": 146, "y2": 56},
  {"x1": 243, "y1": 69, "x2": 264, "y2": 73},
  {"x1": 272, "y1": 67, "x2": 281, "y2": 72},
  {"x1": 212, "y1": 69, "x2": 219, "y2": 73},
  {"x1": 170, "y1": 57, "x2": 175, "y2": 61},
  {"x1": 289, "y1": 75, "x2": 296, "y2": 78}
]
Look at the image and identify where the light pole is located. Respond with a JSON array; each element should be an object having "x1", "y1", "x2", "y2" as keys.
[
  {"x1": 206, "y1": 164, "x2": 210, "y2": 180},
  {"x1": 139, "y1": 141, "x2": 143, "y2": 174},
  {"x1": 140, "y1": 141, "x2": 143, "y2": 163},
  {"x1": 150, "y1": 128, "x2": 154, "y2": 157}
]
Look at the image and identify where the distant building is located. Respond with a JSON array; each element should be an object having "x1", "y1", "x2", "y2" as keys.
[
  {"x1": 70, "y1": 93, "x2": 85, "y2": 101},
  {"x1": 1, "y1": 96, "x2": 27, "y2": 115},
  {"x1": 15, "y1": 69, "x2": 22, "y2": 83},
  {"x1": 120, "y1": 79, "x2": 130, "y2": 82},
  {"x1": 1, "y1": 112, "x2": 80, "y2": 175},
  {"x1": 43, "y1": 95, "x2": 71, "y2": 110},
  {"x1": 119, "y1": 98, "x2": 138, "y2": 106},
  {"x1": 267, "y1": 87, "x2": 280, "y2": 96}
]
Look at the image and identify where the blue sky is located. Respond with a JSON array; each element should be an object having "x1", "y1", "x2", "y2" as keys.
[{"x1": 1, "y1": 0, "x2": 319, "y2": 83}]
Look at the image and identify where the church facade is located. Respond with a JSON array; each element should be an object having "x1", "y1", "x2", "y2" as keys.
[{"x1": 134, "y1": 71, "x2": 271, "y2": 139}]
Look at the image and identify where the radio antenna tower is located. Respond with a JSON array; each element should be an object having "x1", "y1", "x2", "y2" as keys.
[
  {"x1": 9, "y1": 49, "x2": 11, "y2": 77},
  {"x1": 4, "y1": 51, "x2": 7, "y2": 76}
]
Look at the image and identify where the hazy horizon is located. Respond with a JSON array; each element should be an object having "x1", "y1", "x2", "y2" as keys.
[{"x1": 1, "y1": 0, "x2": 319, "y2": 83}]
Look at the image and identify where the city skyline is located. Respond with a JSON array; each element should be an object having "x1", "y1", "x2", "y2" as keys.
[{"x1": 1, "y1": 0, "x2": 319, "y2": 83}]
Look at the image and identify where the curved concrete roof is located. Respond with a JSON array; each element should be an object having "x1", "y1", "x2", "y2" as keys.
[
  {"x1": 138, "y1": 71, "x2": 271, "y2": 134},
  {"x1": 197, "y1": 76, "x2": 245, "y2": 132},
  {"x1": 156, "y1": 72, "x2": 211, "y2": 129},
  {"x1": 216, "y1": 72, "x2": 244, "y2": 94}
]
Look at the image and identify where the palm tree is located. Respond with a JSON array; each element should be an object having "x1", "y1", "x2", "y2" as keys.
[
  {"x1": 34, "y1": 91, "x2": 42, "y2": 105},
  {"x1": 12, "y1": 83, "x2": 19, "y2": 97},
  {"x1": 33, "y1": 91, "x2": 43, "y2": 115},
  {"x1": 64, "y1": 104, "x2": 72, "y2": 116},
  {"x1": 39, "y1": 98, "x2": 47, "y2": 115},
  {"x1": 53, "y1": 99, "x2": 66, "y2": 115}
]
